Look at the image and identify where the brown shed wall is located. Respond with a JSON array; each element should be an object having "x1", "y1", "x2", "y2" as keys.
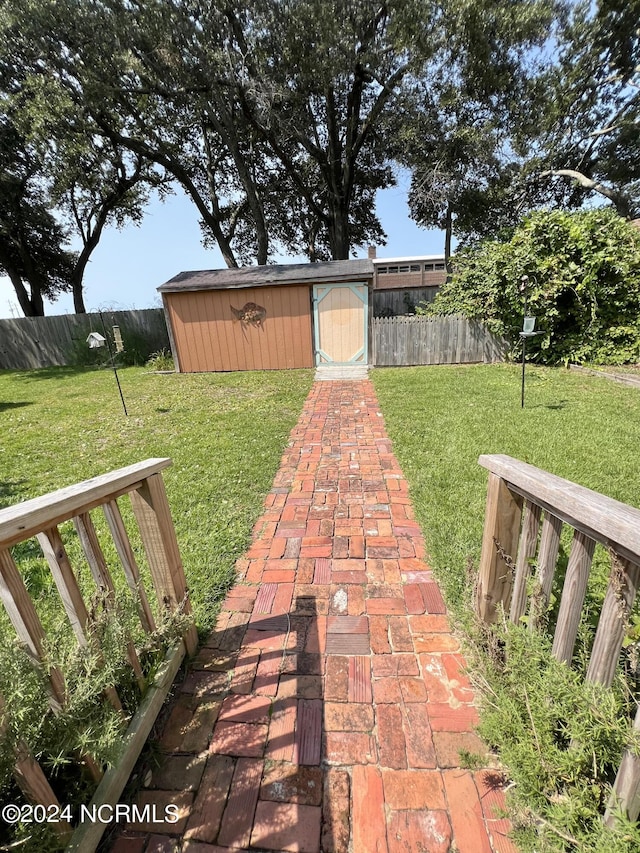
[{"x1": 165, "y1": 285, "x2": 314, "y2": 372}]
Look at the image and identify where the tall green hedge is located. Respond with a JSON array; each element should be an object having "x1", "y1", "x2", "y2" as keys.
[{"x1": 425, "y1": 209, "x2": 640, "y2": 365}]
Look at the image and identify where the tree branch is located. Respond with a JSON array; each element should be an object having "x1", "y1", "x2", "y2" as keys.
[{"x1": 541, "y1": 169, "x2": 633, "y2": 218}]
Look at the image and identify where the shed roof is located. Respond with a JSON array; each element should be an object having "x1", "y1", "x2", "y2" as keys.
[{"x1": 158, "y1": 259, "x2": 374, "y2": 293}]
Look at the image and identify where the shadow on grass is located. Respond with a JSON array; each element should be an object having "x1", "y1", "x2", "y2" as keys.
[
  {"x1": 0, "y1": 478, "x2": 28, "y2": 508},
  {"x1": 3, "y1": 366, "x2": 100, "y2": 382},
  {"x1": 0, "y1": 401, "x2": 33, "y2": 412},
  {"x1": 528, "y1": 400, "x2": 570, "y2": 411}
]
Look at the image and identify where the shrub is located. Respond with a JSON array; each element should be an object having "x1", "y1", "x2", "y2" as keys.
[
  {"x1": 468, "y1": 620, "x2": 640, "y2": 853},
  {"x1": 145, "y1": 348, "x2": 175, "y2": 371},
  {"x1": 425, "y1": 209, "x2": 640, "y2": 365},
  {"x1": 0, "y1": 596, "x2": 188, "y2": 851}
]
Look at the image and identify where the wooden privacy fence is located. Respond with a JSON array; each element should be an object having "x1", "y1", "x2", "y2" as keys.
[
  {"x1": 372, "y1": 286, "x2": 439, "y2": 317},
  {"x1": 0, "y1": 458, "x2": 197, "y2": 851},
  {"x1": 372, "y1": 314, "x2": 507, "y2": 366},
  {"x1": 476, "y1": 454, "x2": 640, "y2": 826},
  {"x1": 0, "y1": 308, "x2": 170, "y2": 370}
]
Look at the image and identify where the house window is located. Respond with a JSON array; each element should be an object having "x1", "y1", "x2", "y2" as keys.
[
  {"x1": 398, "y1": 265, "x2": 409, "y2": 273},
  {"x1": 410, "y1": 264, "x2": 420, "y2": 272},
  {"x1": 387, "y1": 266, "x2": 399, "y2": 274},
  {"x1": 424, "y1": 263, "x2": 434, "y2": 271},
  {"x1": 377, "y1": 267, "x2": 388, "y2": 274},
  {"x1": 434, "y1": 262, "x2": 445, "y2": 271}
]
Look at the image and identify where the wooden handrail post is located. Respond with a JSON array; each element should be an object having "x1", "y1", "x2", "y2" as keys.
[
  {"x1": 37, "y1": 527, "x2": 124, "y2": 714},
  {"x1": 605, "y1": 703, "x2": 640, "y2": 827},
  {"x1": 73, "y1": 512, "x2": 116, "y2": 595},
  {"x1": 37, "y1": 527, "x2": 92, "y2": 648},
  {"x1": 587, "y1": 556, "x2": 640, "y2": 688},
  {"x1": 14, "y1": 747, "x2": 73, "y2": 841},
  {"x1": 0, "y1": 548, "x2": 66, "y2": 707},
  {"x1": 529, "y1": 512, "x2": 563, "y2": 631},
  {"x1": 510, "y1": 501, "x2": 541, "y2": 624},
  {"x1": 74, "y1": 511, "x2": 145, "y2": 692},
  {"x1": 130, "y1": 474, "x2": 198, "y2": 655},
  {"x1": 552, "y1": 530, "x2": 595, "y2": 665},
  {"x1": 476, "y1": 473, "x2": 523, "y2": 623},
  {"x1": 0, "y1": 696, "x2": 72, "y2": 842},
  {"x1": 103, "y1": 499, "x2": 156, "y2": 633}
]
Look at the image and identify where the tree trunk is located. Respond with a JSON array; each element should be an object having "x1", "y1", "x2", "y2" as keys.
[
  {"x1": 9, "y1": 273, "x2": 42, "y2": 316},
  {"x1": 29, "y1": 283, "x2": 45, "y2": 316},
  {"x1": 212, "y1": 109, "x2": 269, "y2": 265},
  {"x1": 70, "y1": 243, "x2": 93, "y2": 313},
  {"x1": 329, "y1": 203, "x2": 351, "y2": 260},
  {"x1": 0, "y1": 249, "x2": 45, "y2": 316},
  {"x1": 71, "y1": 279, "x2": 87, "y2": 313},
  {"x1": 444, "y1": 203, "x2": 453, "y2": 277}
]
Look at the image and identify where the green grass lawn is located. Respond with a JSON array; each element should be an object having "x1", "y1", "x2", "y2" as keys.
[
  {"x1": 372, "y1": 363, "x2": 640, "y2": 607},
  {"x1": 0, "y1": 365, "x2": 313, "y2": 627},
  {"x1": 372, "y1": 363, "x2": 640, "y2": 853}
]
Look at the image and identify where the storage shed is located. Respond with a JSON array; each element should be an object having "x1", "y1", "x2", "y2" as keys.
[{"x1": 159, "y1": 259, "x2": 374, "y2": 373}]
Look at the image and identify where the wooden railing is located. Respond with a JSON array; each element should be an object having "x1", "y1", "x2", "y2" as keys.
[
  {"x1": 0, "y1": 459, "x2": 197, "y2": 850},
  {"x1": 476, "y1": 454, "x2": 640, "y2": 827}
]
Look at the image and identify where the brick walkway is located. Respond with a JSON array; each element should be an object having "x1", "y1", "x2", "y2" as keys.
[{"x1": 113, "y1": 380, "x2": 516, "y2": 853}]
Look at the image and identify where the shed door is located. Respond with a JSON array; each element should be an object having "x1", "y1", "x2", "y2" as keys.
[{"x1": 313, "y1": 283, "x2": 368, "y2": 365}]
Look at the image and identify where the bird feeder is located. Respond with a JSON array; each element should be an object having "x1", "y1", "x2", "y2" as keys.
[
  {"x1": 86, "y1": 318, "x2": 128, "y2": 416},
  {"x1": 86, "y1": 332, "x2": 106, "y2": 349},
  {"x1": 112, "y1": 325, "x2": 124, "y2": 353}
]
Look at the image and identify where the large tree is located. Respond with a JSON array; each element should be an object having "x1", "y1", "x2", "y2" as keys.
[
  {"x1": 24, "y1": 0, "x2": 416, "y2": 263},
  {"x1": 400, "y1": 0, "x2": 560, "y2": 258},
  {"x1": 0, "y1": 115, "x2": 75, "y2": 316},
  {"x1": 13, "y1": 0, "x2": 543, "y2": 265},
  {"x1": 539, "y1": 0, "x2": 640, "y2": 217},
  {"x1": 227, "y1": 0, "x2": 427, "y2": 259},
  {"x1": 0, "y1": 1, "x2": 161, "y2": 314},
  {"x1": 9, "y1": 0, "x2": 623, "y2": 291}
]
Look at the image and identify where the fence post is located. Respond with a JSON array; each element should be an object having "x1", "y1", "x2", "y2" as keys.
[{"x1": 476, "y1": 473, "x2": 523, "y2": 623}]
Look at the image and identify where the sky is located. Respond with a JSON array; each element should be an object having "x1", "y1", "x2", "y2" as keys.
[{"x1": 0, "y1": 171, "x2": 446, "y2": 319}]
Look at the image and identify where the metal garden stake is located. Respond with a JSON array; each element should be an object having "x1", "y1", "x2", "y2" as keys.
[{"x1": 86, "y1": 314, "x2": 128, "y2": 416}]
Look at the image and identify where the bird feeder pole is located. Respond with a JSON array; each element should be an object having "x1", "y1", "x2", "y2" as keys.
[
  {"x1": 520, "y1": 275, "x2": 528, "y2": 408},
  {"x1": 99, "y1": 311, "x2": 128, "y2": 416},
  {"x1": 519, "y1": 275, "x2": 544, "y2": 408}
]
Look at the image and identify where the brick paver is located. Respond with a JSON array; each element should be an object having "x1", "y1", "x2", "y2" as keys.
[{"x1": 110, "y1": 380, "x2": 514, "y2": 852}]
